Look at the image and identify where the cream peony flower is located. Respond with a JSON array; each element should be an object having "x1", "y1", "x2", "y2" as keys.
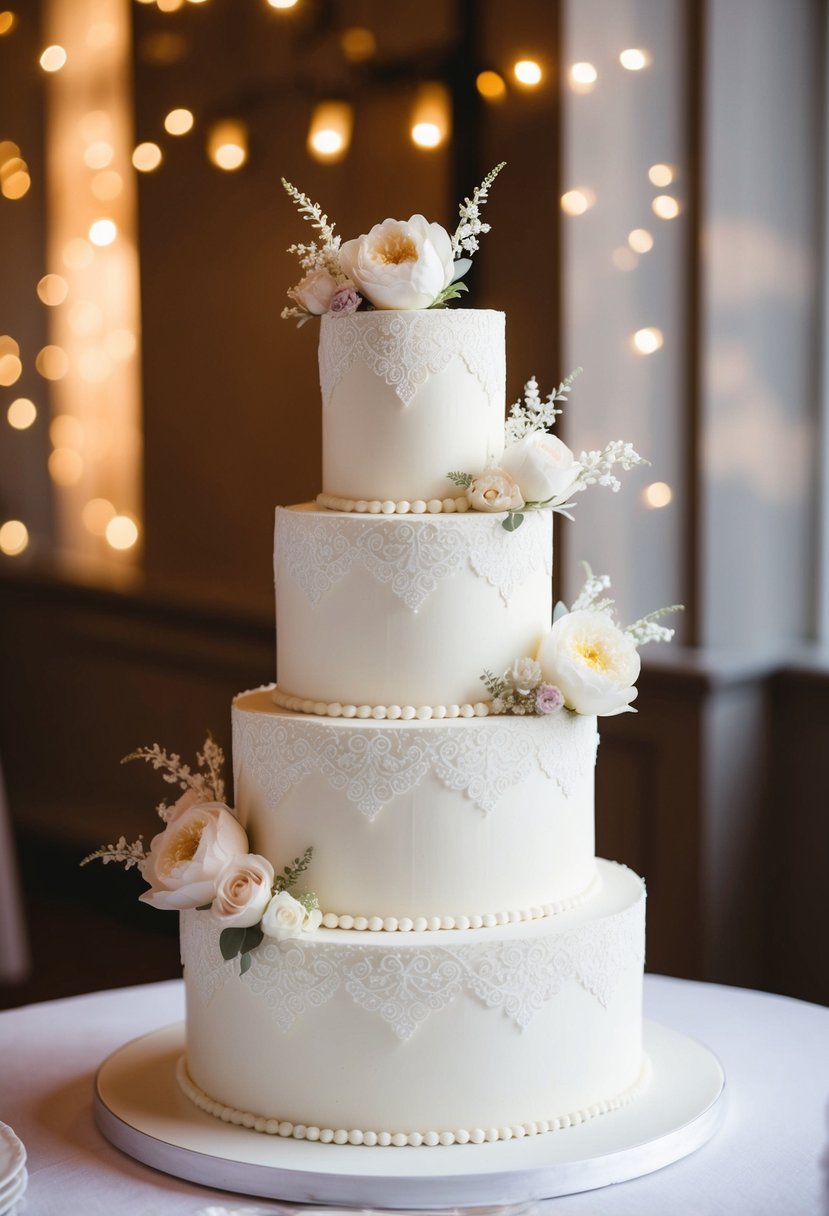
[
  {"x1": 466, "y1": 468, "x2": 524, "y2": 513},
  {"x1": 289, "y1": 268, "x2": 340, "y2": 315},
  {"x1": 139, "y1": 801, "x2": 249, "y2": 911},
  {"x1": 500, "y1": 432, "x2": 582, "y2": 505},
  {"x1": 537, "y1": 610, "x2": 641, "y2": 716},
  {"x1": 261, "y1": 890, "x2": 321, "y2": 942},
  {"x1": 338, "y1": 215, "x2": 454, "y2": 310},
  {"x1": 211, "y1": 853, "x2": 275, "y2": 928}
]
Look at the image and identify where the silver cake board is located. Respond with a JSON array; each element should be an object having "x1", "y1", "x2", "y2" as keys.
[{"x1": 94, "y1": 1020, "x2": 725, "y2": 1207}]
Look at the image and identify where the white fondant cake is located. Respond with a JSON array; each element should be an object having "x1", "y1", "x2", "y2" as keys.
[{"x1": 172, "y1": 303, "x2": 651, "y2": 1145}]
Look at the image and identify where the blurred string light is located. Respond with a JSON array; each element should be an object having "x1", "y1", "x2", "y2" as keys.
[
  {"x1": 7, "y1": 398, "x2": 37, "y2": 430},
  {"x1": 410, "y1": 82, "x2": 450, "y2": 150},
  {"x1": 164, "y1": 107, "x2": 194, "y2": 135},
  {"x1": 88, "y1": 217, "x2": 118, "y2": 245},
  {"x1": 207, "y1": 119, "x2": 248, "y2": 170},
  {"x1": 643, "y1": 481, "x2": 673, "y2": 509},
  {"x1": 611, "y1": 246, "x2": 638, "y2": 272},
  {"x1": 619, "y1": 48, "x2": 651, "y2": 71},
  {"x1": 628, "y1": 228, "x2": 654, "y2": 253},
  {"x1": 513, "y1": 59, "x2": 543, "y2": 87},
  {"x1": 0, "y1": 520, "x2": 29, "y2": 557},
  {"x1": 649, "y1": 163, "x2": 674, "y2": 187},
  {"x1": 266, "y1": 0, "x2": 299, "y2": 8},
  {"x1": 37, "y1": 273, "x2": 69, "y2": 304},
  {"x1": 560, "y1": 187, "x2": 595, "y2": 216},
  {"x1": 105, "y1": 514, "x2": 139, "y2": 550},
  {"x1": 307, "y1": 101, "x2": 352, "y2": 163},
  {"x1": 476, "y1": 70, "x2": 506, "y2": 101},
  {"x1": 633, "y1": 327, "x2": 664, "y2": 355},
  {"x1": 0, "y1": 12, "x2": 17, "y2": 36},
  {"x1": 652, "y1": 194, "x2": 681, "y2": 220},
  {"x1": 341, "y1": 26, "x2": 375, "y2": 62},
  {"x1": 1, "y1": 141, "x2": 31, "y2": 199},
  {"x1": 39, "y1": 44, "x2": 67, "y2": 71},
  {"x1": 569, "y1": 62, "x2": 597, "y2": 93},
  {"x1": 35, "y1": 345, "x2": 69, "y2": 379},
  {"x1": 132, "y1": 141, "x2": 162, "y2": 171}
]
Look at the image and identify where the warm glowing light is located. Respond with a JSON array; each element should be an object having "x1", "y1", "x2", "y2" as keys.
[
  {"x1": 62, "y1": 238, "x2": 94, "y2": 269},
  {"x1": 78, "y1": 110, "x2": 110, "y2": 141},
  {"x1": 139, "y1": 31, "x2": 188, "y2": 63},
  {"x1": 0, "y1": 12, "x2": 17, "y2": 36},
  {"x1": 88, "y1": 217, "x2": 117, "y2": 245},
  {"x1": 1, "y1": 165, "x2": 30, "y2": 199},
  {"x1": 266, "y1": 0, "x2": 299, "y2": 7},
  {"x1": 476, "y1": 70, "x2": 506, "y2": 100},
  {"x1": 156, "y1": 0, "x2": 185, "y2": 11},
  {"x1": 77, "y1": 348, "x2": 112, "y2": 382},
  {"x1": 619, "y1": 48, "x2": 651, "y2": 71},
  {"x1": 307, "y1": 101, "x2": 353, "y2": 162},
  {"x1": 652, "y1": 194, "x2": 680, "y2": 220},
  {"x1": 48, "y1": 447, "x2": 84, "y2": 486},
  {"x1": 513, "y1": 59, "x2": 543, "y2": 86},
  {"x1": 643, "y1": 481, "x2": 673, "y2": 509},
  {"x1": 69, "y1": 300, "x2": 104, "y2": 336},
  {"x1": 628, "y1": 228, "x2": 654, "y2": 253},
  {"x1": 611, "y1": 246, "x2": 638, "y2": 272},
  {"x1": 410, "y1": 83, "x2": 450, "y2": 150},
  {"x1": 649, "y1": 163, "x2": 674, "y2": 187},
  {"x1": 569, "y1": 62, "x2": 597, "y2": 92},
  {"x1": 633, "y1": 327, "x2": 664, "y2": 354},
  {"x1": 91, "y1": 169, "x2": 122, "y2": 200},
  {"x1": 82, "y1": 497, "x2": 116, "y2": 536},
  {"x1": 164, "y1": 107, "x2": 194, "y2": 136},
  {"x1": 50, "y1": 413, "x2": 84, "y2": 448},
  {"x1": 105, "y1": 514, "x2": 139, "y2": 550},
  {"x1": 560, "y1": 188, "x2": 595, "y2": 216},
  {"x1": 0, "y1": 140, "x2": 20, "y2": 163},
  {"x1": 37, "y1": 274, "x2": 69, "y2": 306},
  {"x1": 207, "y1": 120, "x2": 248, "y2": 171},
  {"x1": 341, "y1": 26, "x2": 375, "y2": 62},
  {"x1": 105, "y1": 328, "x2": 137, "y2": 360},
  {"x1": 35, "y1": 345, "x2": 69, "y2": 379},
  {"x1": 0, "y1": 354, "x2": 22, "y2": 386},
  {"x1": 7, "y1": 398, "x2": 36, "y2": 430},
  {"x1": 132, "y1": 141, "x2": 162, "y2": 171},
  {"x1": 83, "y1": 140, "x2": 114, "y2": 169},
  {"x1": 0, "y1": 521, "x2": 29, "y2": 557},
  {"x1": 0, "y1": 335, "x2": 18, "y2": 356},
  {"x1": 40, "y1": 44, "x2": 67, "y2": 71}
]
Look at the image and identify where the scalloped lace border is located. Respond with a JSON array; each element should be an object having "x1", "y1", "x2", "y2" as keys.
[{"x1": 176, "y1": 1053, "x2": 651, "y2": 1147}]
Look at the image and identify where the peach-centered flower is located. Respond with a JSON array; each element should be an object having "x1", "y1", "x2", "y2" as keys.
[
  {"x1": 139, "y1": 801, "x2": 248, "y2": 911},
  {"x1": 338, "y1": 215, "x2": 454, "y2": 310},
  {"x1": 289, "y1": 267, "x2": 339, "y2": 316},
  {"x1": 466, "y1": 468, "x2": 524, "y2": 513},
  {"x1": 537, "y1": 609, "x2": 640, "y2": 716}
]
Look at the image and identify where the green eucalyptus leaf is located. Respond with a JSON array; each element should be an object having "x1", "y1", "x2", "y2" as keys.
[
  {"x1": 502, "y1": 512, "x2": 525, "y2": 532},
  {"x1": 219, "y1": 926, "x2": 245, "y2": 961},
  {"x1": 242, "y1": 924, "x2": 264, "y2": 954},
  {"x1": 239, "y1": 951, "x2": 253, "y2": 976}
]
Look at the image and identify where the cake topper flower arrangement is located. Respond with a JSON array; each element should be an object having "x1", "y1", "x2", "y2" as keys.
[
  {"x1": 81, "y1": 737, "x2": 320, "y2": 974},
  {"x1": 450, "y1": 371, "x2": 648, "y2": 531},
  {"x1": 280, "y1": 162, "x2": 505, "y2": 324},
  {"x1": 483, "y1": 564, "x2": 682, "y2": 718}
]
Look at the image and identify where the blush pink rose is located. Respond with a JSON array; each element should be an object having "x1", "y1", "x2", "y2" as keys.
[{"x1": 139, "y1": 801, "x2": 249, "y2": 911}]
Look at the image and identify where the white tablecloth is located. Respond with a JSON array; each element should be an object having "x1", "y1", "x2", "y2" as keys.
[{"x1": 0, "y1": 975, "x2": 826, "y2": 1215}]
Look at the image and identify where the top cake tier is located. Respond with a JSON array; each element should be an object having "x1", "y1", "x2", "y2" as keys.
[{"x1": 320, "y1": 309, "x2": 505, "y2": 504}]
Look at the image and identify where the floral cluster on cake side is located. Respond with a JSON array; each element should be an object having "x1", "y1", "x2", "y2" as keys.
[
  {"x1": 483, "y1": 564, "x2": 682, "y2": 718},
  {"x1": 81, "y1": 738, "x2": 319, "y2": 972},
  {"x1": 280, "y1": 162, "x2": 505, "y2": 323}
]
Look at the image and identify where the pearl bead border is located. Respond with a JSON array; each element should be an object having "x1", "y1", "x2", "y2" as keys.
[
  {"x1": 272, "y1": 686, "x2": 495, "y2": 720},
  {"x1": 176, "y1": 1054, "x2": 651, "y2": 1147},
  {"x1": 319, "y1": 872, "x2": 599, "y2": 933},
  {"x1": 316, "y1": 492, "x2": 470, "y2": 516}
]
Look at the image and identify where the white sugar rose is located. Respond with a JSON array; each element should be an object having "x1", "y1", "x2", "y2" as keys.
[
  {"x1": 467, "y1": 468, "x2": 524, "y2": 513},
  {"x1": 507, "y1": 656, "x2": 542, "y2": 691},
  {"x1": 261, "y1": 890, "x2": 320, "y2": 942},
  {"x1": 500, "y1": 432, "x2": 582, "y2": 505},
  {"x1": 139, "y1": 801, "x2": 249, "y2": 911},
  {"x1": 537, "y1": 610, "x2": 641, "y2": 716},
  {"x1": 211, "y1": 853, "x2": 275, "y2": 928},
  {"x1": 290, "y1": 267, "x2": 340, "y2": 315},
  {"x1": 338, "y1": 215, "x2": 454, "y2": 310}
]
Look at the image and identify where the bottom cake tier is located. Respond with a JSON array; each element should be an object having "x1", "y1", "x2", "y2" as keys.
[{"x1": 180, "y1": 859, "x2": 646, "y2": 1145}]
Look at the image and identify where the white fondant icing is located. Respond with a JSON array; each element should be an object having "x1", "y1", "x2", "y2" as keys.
[
  {"x1": 274, "y1": 506, "x2": 553, "y2": 707},
  {"x1": 319, "y1": 310, "x2": 505, "y2": 503}
]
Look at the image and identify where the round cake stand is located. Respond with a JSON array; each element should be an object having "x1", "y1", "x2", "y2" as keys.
[{"x1": 94, "y1": 1019, "x2": 725, "y2": 1207}]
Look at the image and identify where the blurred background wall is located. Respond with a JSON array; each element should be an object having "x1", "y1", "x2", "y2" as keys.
[{"x1": 0, "y1": 0, "x2": 826, "y2": 1005}]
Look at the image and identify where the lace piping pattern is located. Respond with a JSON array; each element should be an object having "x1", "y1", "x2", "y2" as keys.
[
  {"x1": 276, "y1": 508, "x2": 552, "y2": 611},
  {"x1": 319, "y1": 310, "x2": 505, "y2": 409},
  {"x1": 232, "y1": 705, "x2": 598, "y2": 820},
  {"x1": 182, "y1": 882, "x2": 644, "y2": 1041}
]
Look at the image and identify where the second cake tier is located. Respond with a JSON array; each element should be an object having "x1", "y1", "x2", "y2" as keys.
[
  {"x1": 274, "y1": 505, "x2": 553, "y2": 708},
  {"x1": 232, "y1": 688, "x2": 598, "y2": 925}
]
